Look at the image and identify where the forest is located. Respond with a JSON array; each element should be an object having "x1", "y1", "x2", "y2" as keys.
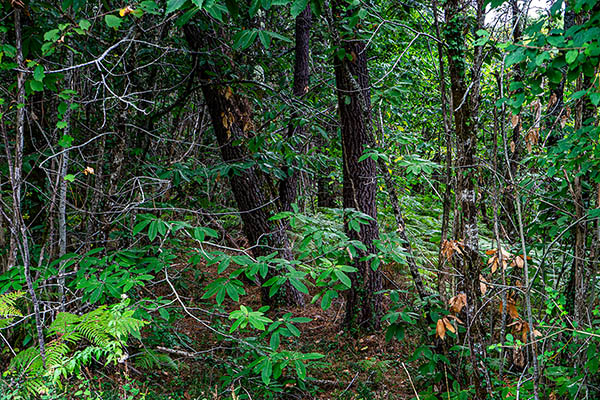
[{"x1": 0, "y1": 0, "x2": 599, "y2": 398}]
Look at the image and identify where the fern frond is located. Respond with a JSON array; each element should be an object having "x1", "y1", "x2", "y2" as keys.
[
  {"x1": 0, "y1": 291, "x2": 25, "y2": 319},
  {"x1": 134, "y1": 348, "x2": 178, "y2": 371}
]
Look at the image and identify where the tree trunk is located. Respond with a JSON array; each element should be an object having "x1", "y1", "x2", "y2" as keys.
[
  {"x1": 279, "y1": 5, "x2": 312, "y2": 212},
  {"x1": 184, "y1": 24, "x2": 304, "y2": 307},
  {"x1": 329, "y1": 3, "x2": 382, "y2": 331},
  {"x1": 444, "y1": 0, "x2": 489, "y2": 396},
  {"x1": 432, "y1": 0, "x2": 453, "y2": 302}
]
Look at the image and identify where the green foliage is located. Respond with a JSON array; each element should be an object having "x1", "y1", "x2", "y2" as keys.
[
  {"x1": 0, "y1": 291, "x2": 24, "y2": 328},
  {"x1": 4, "y1": 299, "x2": 147, "y2": 397}
]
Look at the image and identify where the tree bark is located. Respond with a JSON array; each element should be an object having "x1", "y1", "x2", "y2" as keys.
[
  {"x1": 279, "y1": 5, "x2": 312, "y2": 213},
  {"x1": 328, "y1": 2, "x2": 382, "y2": 331},
  {"x1": 444, "y1": 0, "x2": 489, "y2": 396},
  {"x1": 184, "y1": 24, "x2": 304, "y2": 307}
]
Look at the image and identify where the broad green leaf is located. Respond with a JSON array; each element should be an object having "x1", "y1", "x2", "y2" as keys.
[
  {"x1": 290, "y1": 0, "x2": 308, "y2": 18},
  {"x1": 334, "y1": 270, "x2": 351, "y2": 287},
  {"x1": 233, "y1": 30, "x2": 258, "y2": 50},
  {"x1": 78, "y1": 19, "x2": 91, "y2": 30},
  {"x1": 33, "y1": 65, "x2": 45, "y2": 81},
  {"x1": 166, "y1": 0, "x2": 188, "y2": 13},
  {"x1": 30, "y1": 80, "x2": 44, "y2": 92},
  {"x1": 104, "y1": 15, "x2": 122, "y2": 28},
  {"x1": 565, "y1": 50, "x2": 578, "y2": 64},
  {"x1": 58, "y1": 134, "x2": 73, "y2": 148}
]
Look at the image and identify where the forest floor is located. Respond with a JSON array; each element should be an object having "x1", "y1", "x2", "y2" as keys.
[{"x1": 126, "y1": 249, "x2": 421, "y2": 400}]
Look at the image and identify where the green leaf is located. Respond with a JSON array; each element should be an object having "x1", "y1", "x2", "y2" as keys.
[
  {"x1": 132, "y1": 219, "x2": 151, "y2": 236},
  {"x1": 590, "y1": 93, "x2": 600, "y2": 106},
  {"x1": 334, "y1": 270, "x2": 351, "y2": 287},
  {"x1": 158, "y1": 308, "x2": 170, "y2": 320},
  {"x1": 30, "y1": 80, "x2": 44, "y2": 92},
  {"x1": 565, "y1": 50, "x2": 578, "y2": 64},
  {"x1": 166, "y1": 0, "x2": 188, "y2": 13},
  {"x1": 104, "y1": 15, "x2": 122, "y2": 29},
  {"x1": 148, "y1": 221, "x2": 158, "y2": 241},
  {"x1": 140, "y1": 0, "x2": 160, "y2": 14},
  {"x1": 505, "y1": 47, "x2": 525, "y2": 66},
  {"x1": 270, "y1": 332, "x2": 280, "y2": 350},
  {"x1": 289, "y1": 277, "x2": 309, "y2": 294},
  {"x1": 261, "y1": 358, "x2": 272, "y2": 385},
  {"x1": 258, "y1": 31, "x2": 271, "y2": 49},
  {"x1": 78, "y1": 19, "x2": 91, "y2": 31},
  {"x1": 33, "y1": 65, "x2": 45, "y2": 81},
  {"x1": 290, "y1": 0, "x2": 308, "y2": 17},
  {"x1": 294, "y1": 360, "x2": 306, "y2": 380},
  {"x1": 44, "y1": 29, "x2": 61, "y2": 42},
  {"x1": 58, "y1": 134, "x2": 73, "y2": 148},
  {"x1": 233, "y1": 30, "x2": 258, "y2": 50},
  {"x1": 64, "y1": 174, "x2": 75, "y2": 182}
]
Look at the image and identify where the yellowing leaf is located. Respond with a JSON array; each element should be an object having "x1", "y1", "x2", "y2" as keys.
[{"x1": 119, "y1": 6, "x2": 134, "y2": 16}]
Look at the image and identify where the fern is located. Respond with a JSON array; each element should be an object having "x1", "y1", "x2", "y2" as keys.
[
  {"x1": 7, "y1": 299, "x2": 148, "y2": 397},
  {"x1": 134, "y1": 348, "x2": 178, "y2": 371},
  {"x1": 0, "y1": 291, "x2": 24, "y2": 328}
]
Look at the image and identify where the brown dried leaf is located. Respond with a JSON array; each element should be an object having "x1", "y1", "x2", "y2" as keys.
[
  {"x1": 479, "y1": 274, "x2": 488, "y2": 296},
  {"x1": 508, "y1": 302, "x2": 519, "y2": 319},
  {"x1": 499, "y1": 297, "x2": 520, "y2": 320},
  {"x1": 447, "y1": 315, "x2": 464, "y2": 324},
  {"x1": 514, "y1": 255, "x2": 524, "y2": 268},
  {"x1": 436, "y1": 318, "x2": 446, "y2": 340},
  {"x1": 443, "y1": 317, "x2": 456, "y2": 333},
  {"x1": 548, "y1": 93, "x2": 557, "y2": 109},
  {"x1": 449, "y1": 293, "x2": 467, "y2": 314},
  {"x1": 83, "y1": 166, "x2": 95, "y2": 175},
  {"x1": 521, "y1": 321, "x2": 529, "y2": 343},
  {"x1": 511, "y1": 114, "x2": 520, "y2": 128},
  {"x1": 490, "y1": 256, "x2": 498, "y2": 273},
  {"x1": 560, "y1": 115, "x2": 567, "y2": 128}
]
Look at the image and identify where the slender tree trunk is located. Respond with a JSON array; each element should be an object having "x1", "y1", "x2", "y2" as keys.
[
  {"x1": 184, "y1": 24, "x2": 304, "y2": 307},
  {"x1": 545, "y1": 7, "x2": 575, "y2": 146},
  {"x1": 375, "y1": 109, "x2": 428, "y2": 301},
  {"x1": 328, "y1": 2, "x2": 382, "y2": 331},
  {"x1": 57, "y1": 50, "x2": 74, "y2": 311},
  {"x1": 444, "y1": 0, "x2": 490, "y2": 396},
  {"x1": 432, "y1": 0, "x2": 453, "y2": 302},
  {"x1": 8, "y1": 8, "x2": 47, "y2": 365},
  {"x1": 279, "y1": 5, "x2": 312, "y2": 212}
]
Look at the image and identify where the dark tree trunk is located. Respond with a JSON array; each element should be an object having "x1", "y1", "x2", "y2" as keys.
[
  {"x1": 184, "y1": 24, "x2": 304, "y2": 307},
  {"x1": 432, "y1": 0, "x2": 454, "y2": 302},
  {"x1": 502, "y1": 0, "x2": 524, "y2": 235},
  {"x1": 316, "y1": 122, "x2": 338, "y2": 208},
  {"x1": 329, "y1": 3, "x2": 382, "y2": 332},
  {"x1": 279, "y1": 5, "x2": 312, "y2": 212},
  {"x1": 545, "y1": 7, "x2": 575, "y2": 146}
]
